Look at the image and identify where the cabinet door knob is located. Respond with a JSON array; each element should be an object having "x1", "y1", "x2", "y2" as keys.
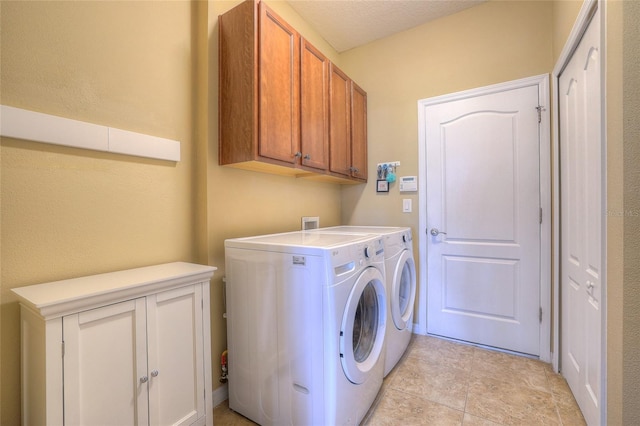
[
  {"x1": 151, "y1": 369, "x2": 159, "y2": 377},
  {"x1": 140, "y1": 376, "x2": 148, "y2": 384},
  {"x1": 294, "y1": 152, "x2": 302, "y2": 158},
  {"x1": 303, "y1": 154, "x2": 311, "y2": 160}
]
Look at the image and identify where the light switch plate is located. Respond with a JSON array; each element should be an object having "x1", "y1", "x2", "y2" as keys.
[{"x1": 403, "y1": 199, "x2": 412, "y2": 213}]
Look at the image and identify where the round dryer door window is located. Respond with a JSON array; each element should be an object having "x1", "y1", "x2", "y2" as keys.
[
  {"x1": 340, "y1": 266, "x2": 386, "y2": 384},
  {"x1": 392, "y1": 250, "x2": 416, "y2": 330}
]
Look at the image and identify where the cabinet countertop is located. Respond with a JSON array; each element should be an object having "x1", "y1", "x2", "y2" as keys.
[{"x1": 12, "y1": 262, "x2": 216, "y2": 319}]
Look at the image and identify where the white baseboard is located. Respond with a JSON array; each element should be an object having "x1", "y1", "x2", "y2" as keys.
[{"x1": 213, "y1": 384, "x2": 229, "y2": 407}]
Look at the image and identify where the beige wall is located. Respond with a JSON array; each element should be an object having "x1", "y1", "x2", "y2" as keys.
[
  {"x1": 338, "y1": 0, "x2": 554, "y2": 328},
  {"x1": 2, "y1": 0, "x2": 637, "y2": 424},
  {"x1": 0, "y1": 1, "x2": 342, "y2": 424},
  {"x1": 603, "y1": 0, "x2": 640, "y2": 423},
  {"x1": 552, "y1": 0, "x2": 584, "y2": 61},
  {"x1": 621, "y1": 0, "x2": 640, "y2": 423},
  {"x1": 606, "y1": 0, "x2": 624, "y2": 422},
  {"x1": 1, "y1": 2, "x2": 197, "y2": 423}
]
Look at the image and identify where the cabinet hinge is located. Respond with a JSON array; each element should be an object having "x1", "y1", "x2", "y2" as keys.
[
  {"x1": 61, "y1": 341, "x2": 65, "y2": 358},
  {"x1": 540, "y1": 207, "x2": 543, "y2": 224},
  {"x1": 536, "y1": 105, "x2": 546, "y2": 123},
  {"x1": 539, "y1": 307, "x2": 543, "y2": 323}
]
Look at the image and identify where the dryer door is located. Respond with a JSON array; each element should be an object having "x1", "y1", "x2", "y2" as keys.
[
  {"x1": 340, "y1": 266, "x2": 386, "y2": 384},
  {"x1": 391, "y1": 250, "x2": 416, "y2": 331}
]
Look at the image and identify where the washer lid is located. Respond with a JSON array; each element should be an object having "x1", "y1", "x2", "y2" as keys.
[
  {"x1": 312, "y1": 226, "x2": 410, "y2": 236},
  {"x1": 225, "y1": 231, "x2": 377, "y2": 251}
]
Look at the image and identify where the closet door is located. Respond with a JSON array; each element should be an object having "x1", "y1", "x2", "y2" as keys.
[
  {"x1": 147, "y1": 284, "x2": 205, "y2": 426},
  {"x1": 63, "y1": 299, "x2": 148, "y2": 426},
  {"x1": 559, "y1": 6, "x2": 603, "y2": 425}
]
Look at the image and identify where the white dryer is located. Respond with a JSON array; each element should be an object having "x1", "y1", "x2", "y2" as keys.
[
  {"x1": 313, "y1": 226, "x2": 416, "y2": 376},
  {"x1": 224, "y1": 231, "x2": 387, "y2": 425}
]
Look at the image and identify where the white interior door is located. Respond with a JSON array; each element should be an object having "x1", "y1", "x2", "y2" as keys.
[
  {"x1": 422, "y1": 81, "x2": 543, "y2": 356},
  {"x1": 559, "y1": 6, "x2": 602, "y2": 425}
]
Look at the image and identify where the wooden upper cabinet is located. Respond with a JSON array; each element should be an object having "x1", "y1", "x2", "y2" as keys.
[
  {"x1": 219, "y1": 0, "x2": 301, "y2": 172},
  {"x1": 219, "y1": 0, "x2": 366, "y2": 182},
  {"x1": 329, "y1": 64, "x2": 368, "y2": 181},
  {"x1": 329, "y1": 64, "x2": 352, "y2": 177},
  {"x1": 300, "y1": 38, "x2": 329, "y2": 172},
  {"x1": 258, "y1": 3, "x2": 300, "y2": 164},
  {"x1": 350, "y1": 82, "x2": 368, "y2": 181}
]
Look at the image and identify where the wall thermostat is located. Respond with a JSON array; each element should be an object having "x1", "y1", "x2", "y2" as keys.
[{"x1": 399, "y1": 176, "x2": 418, "y2": 192}]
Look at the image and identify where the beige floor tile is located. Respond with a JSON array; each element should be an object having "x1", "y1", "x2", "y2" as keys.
[
  {"x1": 408, "y1": 335, "x2": 475, "y2": 372},
  {"x1": 471, "y1": 348, "x2": 551, "y2": 393},
  {"x1": 462, "y1": 412, "x2": 504, "y2": 425},
  {"x1": 466, "y1": 374, "x2": 560, "y2": 425},
  {"x1": 389, "y1": 355, "x2": 469, "y2": 410},
  {"x1": 545, "y1": 370, "x2": 587, "y2": 425},
  {"x1": 365, "y1": 388, "x2": 464, "y2": 426},
  {"x1": 213, "y1": 336, "x2": 586, "y2": 426},
  {"x1": 213, "y1": 400, "x2": 257, "y2": 425}
]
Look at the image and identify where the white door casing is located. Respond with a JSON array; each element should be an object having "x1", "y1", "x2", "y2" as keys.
[
  {"x1": 417, "y1": 75, "x2": 551, "y2": 360},
  {"x1": 557, "y1": 1, "x2": 604, "y2": 424}
]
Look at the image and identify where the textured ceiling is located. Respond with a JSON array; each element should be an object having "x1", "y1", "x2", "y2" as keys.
[{"x1": 287, "y1": 0, "x2": 487, "y2": 53}]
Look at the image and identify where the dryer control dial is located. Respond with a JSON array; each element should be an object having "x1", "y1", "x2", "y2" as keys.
[{"x1": 364, "y1": 245, "x2": 374, "y2": 258}]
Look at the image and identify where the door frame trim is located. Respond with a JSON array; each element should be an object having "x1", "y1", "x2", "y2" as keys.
[
  {"x1": 552, "y1": 0, "x2": 605, "y2": 423},
  {"x1": 416, "y1": 74, "x2": 552, "y2": 362}
]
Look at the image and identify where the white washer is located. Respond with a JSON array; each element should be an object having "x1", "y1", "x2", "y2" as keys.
[
  {"x1": 224, "y1": 231, "x2": 387, "y2": 425},
  {"x1": 312, "y1": 226, "x2": 416, "y2": 376}
]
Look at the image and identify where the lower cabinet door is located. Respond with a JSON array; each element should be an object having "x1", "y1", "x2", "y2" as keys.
[
  {"x1": 146, "y1": 284, "x2": 205, "y2": 425},
  {"x1": 63, "y1": 298, "x2": 149, "y2": 426}
]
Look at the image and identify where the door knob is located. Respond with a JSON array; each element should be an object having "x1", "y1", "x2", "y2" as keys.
[
  {"x1": 140, "y1": 376, "x2": 148, "y2": 384},
  {"x1": 151, "y1": 369, "x2": 159, "y2": 377},
  {"x1": 430, "y1": 228, "x2": 447, "y2": 236}
]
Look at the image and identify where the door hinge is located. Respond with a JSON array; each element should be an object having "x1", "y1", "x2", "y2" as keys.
[
  {"x1": 540, "y1": 207, "x2": 543, "y2": 224},
  {"x1": 539, "y1": 307, "x2": 543, "y2": 323},
  {"x1": 536, "y1": 105, "x2": 546, "y2": 123}
]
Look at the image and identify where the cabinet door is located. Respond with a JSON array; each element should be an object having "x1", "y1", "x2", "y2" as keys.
[
  {"x1": 300, "y1": 38, "x2": 329, "y2": 171},
  {"x1": 350, "y1": 82, "x2": 368, "y2": 181},
  {"x1": 146, "y1": 284, "x2": 205, "y2": 426},
  {"x1": 329, "y1": 64, "x2": 352, "y2": 177},
  {"x1": 258, "y1": 2, "x2": 300, "y2": 164},
  {"x1": 63, "y1": 299, "x2": 149, "y2": 426}
]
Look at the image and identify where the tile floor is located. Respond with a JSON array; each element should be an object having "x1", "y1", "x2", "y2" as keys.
[{"x1": 213, "y1": 335, "x2": 586, "y2": 425}]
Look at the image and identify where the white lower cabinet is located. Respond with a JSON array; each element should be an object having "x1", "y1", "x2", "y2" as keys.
[{"x1": 13, "y1": 262, "x2": 216, "y2": 426}]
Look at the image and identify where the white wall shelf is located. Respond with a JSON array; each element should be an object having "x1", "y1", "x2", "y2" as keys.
[{"x1": 0, "y1": 105, "x2": 180, "y2": 162}]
